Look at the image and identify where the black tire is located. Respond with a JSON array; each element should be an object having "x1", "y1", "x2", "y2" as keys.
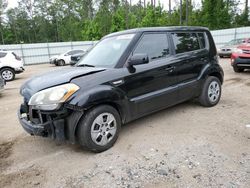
[
  {"x1": 219, "y1": 55, "x2": 223, "y2": 58},
  {"x1": 0, "y1": 68, "x2": 15, "y2": 81},
  {"x1": 199, "y1": 76, "x2": 221, "y2": 107},
  {"x1": 77, "y1": 105, "x2": 121, "y2": 152},
  {"x1": 233, "y1": 66, "x2": 244, "y2": 73},
  {"x1": 58, "y1": 59, "x2": 65, "y2": 66}
]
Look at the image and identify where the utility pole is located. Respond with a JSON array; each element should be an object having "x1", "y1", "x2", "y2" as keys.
[
  {"x1": 129, "y1": 0, "x2": 131, "y2": 12},
  {"x1": 245, "y1": 0, "x2": 249, "y2": 14},
  {"x1": 0, "y1": 28, "x2": 4, "y2": 45},
  {"x1": 186, "y1": 0, "x2": 188, "y2": 26},
  {"x1": 180, "y1": 0, "x2": 182, "y2": 25},
  {"x1": 169, "y1": 0, "x2": 171, "y2": 17}
]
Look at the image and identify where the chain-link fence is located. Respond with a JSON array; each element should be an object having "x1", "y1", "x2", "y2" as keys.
[
  {"x1": 0, "y1": 41, "x2": 96, "y2": 65},
  {"x1": 211, "y1": 26, "x2": 250, "y2": 48},
  {"x1": 0, "y1": 27, "x2": 250, "y2": 65}
]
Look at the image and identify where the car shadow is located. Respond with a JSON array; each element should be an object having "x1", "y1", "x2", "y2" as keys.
[
  {"x1": 15, "y1": 100, "x2": 201, "y2": 156},
  {"x1": 120, "y1": 100, "x2": 200, "y2": 135}
]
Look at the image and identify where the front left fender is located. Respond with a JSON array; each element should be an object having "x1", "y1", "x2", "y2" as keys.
[{"x1": 67, "y1": 85, "x2": 131, "y2": 122}]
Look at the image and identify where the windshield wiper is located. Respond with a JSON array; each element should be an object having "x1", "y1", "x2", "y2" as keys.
[{"x1": 77, "y1": 64, "x2": 95, "y2": 67}]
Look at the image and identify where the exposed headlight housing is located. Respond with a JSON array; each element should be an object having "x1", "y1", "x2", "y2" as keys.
[{"x1": 29, "y1": 83, "x2": 79, "y2": 111}]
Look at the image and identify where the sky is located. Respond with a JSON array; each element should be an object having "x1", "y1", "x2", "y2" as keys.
[
  {"x1": 7, "y1": 0, "x2": 246, "y2": 10},
  {"x1": 6, "y1": 0, "x2": 196, "y2": 9},
  {"x1": 7, "y1": 0, "x2": 18, "y2": 8}
]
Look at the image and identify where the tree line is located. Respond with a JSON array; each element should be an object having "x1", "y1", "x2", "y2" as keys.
[{"x1": 0, "y1": 0, "x2": 249, "y2": 44}]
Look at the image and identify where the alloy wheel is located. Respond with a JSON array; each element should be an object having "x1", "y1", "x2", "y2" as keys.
[
  {"x1": 208, "y1": 81, "x2": 220, "y2": 103},
  {"x1": 91, "y1": 113, "x2": 117, "y2": 146},
  {"x1": 2, "y1": 70, "x2": 14, "y2": 81}
]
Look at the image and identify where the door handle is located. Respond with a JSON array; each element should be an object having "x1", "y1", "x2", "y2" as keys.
[{"x1": 164, "y1": 66, "x2": 175, "y2": 72}]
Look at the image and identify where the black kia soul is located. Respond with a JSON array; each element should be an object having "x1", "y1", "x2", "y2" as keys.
[{"x1": 18, "y1": 27, "x2": 224, "y2": 152}]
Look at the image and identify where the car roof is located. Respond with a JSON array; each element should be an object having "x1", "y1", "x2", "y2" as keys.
[
  {"x1": 0, "y1": 50, "x2": 12, "y2": 53},
  {"x1": 104, "y1": 26, "x2": 209, "y2": 38},
  {"x1": 65, "y1": 49, "x2": 84, "y2": 53}
]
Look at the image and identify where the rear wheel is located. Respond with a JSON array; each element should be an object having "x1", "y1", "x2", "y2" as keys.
[
  {"x1": 233, "y1": 66, "x2": 244, "y2": 73},
  {"x1": 199, "y1": 76, "x2": 221, "y2": 107},
  {"x1": 0, "y1": 68, "x2": 15, "y2": 81},
  {"x1": 77, "y1": 105, "x2": 121, "y2": 152}
]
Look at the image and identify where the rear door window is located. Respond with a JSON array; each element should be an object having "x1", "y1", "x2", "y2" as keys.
[
  {"x1": 0, "y1": 52, "x2": 7, "y2": 58},
  {"x1": 133, "y1": 33, "x2": 170, "y2": 62},
  {"x1": 171, "y1": 32, "x2": 201, "y2": 54}
]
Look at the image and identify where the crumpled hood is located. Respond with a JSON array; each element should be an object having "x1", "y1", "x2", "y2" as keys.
[{"x1": 20, "y1": 67, "x2": 105, "y2": 102}]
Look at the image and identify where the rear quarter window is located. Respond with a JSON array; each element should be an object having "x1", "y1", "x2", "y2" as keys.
[
  {"x1": 197, "y1": 33, "x2": 207, "y2": 49},
  {"x1": 171, "y1": 32, "x2": 201, "y2": 54},
  {"x1": 0, "y1": 52, "x2": 7, "y2": 58},
  {"x1": 12, "y1": 52, "x2": 21, "y2": 60}
]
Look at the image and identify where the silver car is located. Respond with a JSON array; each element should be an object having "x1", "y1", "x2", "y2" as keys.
[{"x1": 218, "y1": 38, "x2": 250, "y2": 57}]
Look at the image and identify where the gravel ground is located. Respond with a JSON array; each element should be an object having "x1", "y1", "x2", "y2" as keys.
[{"x1": 0, "y1": 59, "x2": 249, "y2": 188}]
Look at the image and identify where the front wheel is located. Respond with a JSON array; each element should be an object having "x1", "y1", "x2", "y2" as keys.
[
  {"x1": 0, "y1": 68, "x2": 15, "y2": 81},
  {"x1": 199, "y1": 76, "x2": 222, "y2": 107},
  {"x1": 77, "y1": 105, "x2": 121, "y2": 152},
  {"x1": 233, "y1": 66, "x2": 244, "y2": 73},
  {"x1": 58, "y1": 59, "x2": 65, "y2": 66}
]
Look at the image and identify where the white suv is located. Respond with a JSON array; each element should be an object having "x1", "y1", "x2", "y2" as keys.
[
  {"x1": 0, "y1": 50, "x2": 24, "y2": 81},
  {"x1": 54, "y1": 49, "x2": 86, "y2": 66}
]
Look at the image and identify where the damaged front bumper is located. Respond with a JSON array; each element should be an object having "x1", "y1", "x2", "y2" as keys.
[{"x1": 18, "y1": 103, "x2": 83, "y2": 143}]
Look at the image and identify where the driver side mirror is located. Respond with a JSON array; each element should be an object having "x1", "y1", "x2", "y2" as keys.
[{"x1": 127, "y1": 53, "x2": 149, "y2": 67}]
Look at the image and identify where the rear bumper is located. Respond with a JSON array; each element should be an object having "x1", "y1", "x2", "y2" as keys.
[{"x1": 15, "y1": 67, "x2": 25, "y2": 74}]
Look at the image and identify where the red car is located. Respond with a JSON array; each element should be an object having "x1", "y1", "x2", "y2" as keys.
[{"x1": 231, "y1": 44, "x2": 250, "y2": 72}]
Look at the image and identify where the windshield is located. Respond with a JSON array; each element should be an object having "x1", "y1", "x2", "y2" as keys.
[{"x1": 77, "y1": 34, "x2": 135, "y2": 68}]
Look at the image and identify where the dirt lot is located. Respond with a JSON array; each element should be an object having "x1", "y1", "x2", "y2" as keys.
[{"x1": 0, "y1": 59, "x2": 249, "y2": 188}]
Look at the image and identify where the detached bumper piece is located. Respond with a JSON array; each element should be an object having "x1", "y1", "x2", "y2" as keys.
[{"x1": 18, "y1": 103, "x2": 68, "y2": 141}]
